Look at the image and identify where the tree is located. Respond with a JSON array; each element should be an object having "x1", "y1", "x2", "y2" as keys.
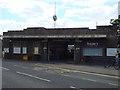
[{"x1": 110, "y1": 17, "x2": 120, "y2": 54}]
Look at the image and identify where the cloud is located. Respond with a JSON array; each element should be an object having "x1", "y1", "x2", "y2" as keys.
[
  {"x1": 64, "y1": 1, "x2": 118, "y2": 26},
  {"x1": 73, "y1": 0, "x2": 119, "y2": 6},
  {"x1": 0, "y1": 0, "x2": 119, "y2": 35},
  {"x1": 0, "y1": 0, "x2": 53, "y2": 18},
  {"x1": 65, "y1": 4, "x2": 117, "y2": 18}
]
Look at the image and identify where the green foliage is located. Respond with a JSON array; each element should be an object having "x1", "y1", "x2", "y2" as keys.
[{"x1": 110, "y1": 18, "x2": 120, "y2": 30}]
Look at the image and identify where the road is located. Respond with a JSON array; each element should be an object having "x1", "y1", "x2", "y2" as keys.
[{"x1": 1, "y1": 59, "x2": 120, "y2": 89}]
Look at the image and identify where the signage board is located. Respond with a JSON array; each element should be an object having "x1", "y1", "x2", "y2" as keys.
[
  {"x1": 13, "y1": 47, "x2": 21, "y2": 54},
  {"x1": 83, "y1": 41, "x2": 103, "y2": 47},
  {"x1": 34, "y1": 47, "x2": 39, "y2": 54},
  {"x1": 107, "y1": 48, "x2": 117, "y2": 56},
  {"x1": 22, "y1": 47, "x2": 27, "y2": 54}
]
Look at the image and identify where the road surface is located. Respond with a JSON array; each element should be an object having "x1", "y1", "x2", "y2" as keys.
[{"x1": 1, "y1": 59, "x2": 120, "y2": 89}]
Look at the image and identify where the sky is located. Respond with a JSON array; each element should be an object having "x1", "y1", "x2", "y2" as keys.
[{"x1": 0, "y1": 0, "x2": 119, "y2": 35}]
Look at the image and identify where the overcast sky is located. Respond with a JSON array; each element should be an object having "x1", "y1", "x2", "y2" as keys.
[{"x1": 0, "y1": 0, "x2": 119, "y2": 35}]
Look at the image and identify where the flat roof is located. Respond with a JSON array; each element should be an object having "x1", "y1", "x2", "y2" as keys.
[{"x1": 3, "y1": 35, "x2": 107, "y2": 39}]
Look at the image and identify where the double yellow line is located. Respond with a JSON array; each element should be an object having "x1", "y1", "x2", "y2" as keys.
[{"x1": 34, "y1": 64, "x2": 120, "y2": 79}]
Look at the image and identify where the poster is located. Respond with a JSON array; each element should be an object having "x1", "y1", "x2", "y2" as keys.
[
  {"x1": 13, "y1": 47, "x2": 21, "y2": 54},
  {"x1": 34, "y1": 47, "x2": 39, "y2": 54},
  {"x1": 4, "y1": 48, "x2": 9, "y2": 53},
  {"x1": 22, "y1": 47, "x2": 27, "y2": 54}
]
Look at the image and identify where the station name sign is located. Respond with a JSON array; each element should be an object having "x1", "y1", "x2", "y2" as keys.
[
  {"x1": 83, "y1": 41, "x2": 103, "y2": 47},
  {"x1": 87, "y1": 42, "x2": 99, "y2": 47}
]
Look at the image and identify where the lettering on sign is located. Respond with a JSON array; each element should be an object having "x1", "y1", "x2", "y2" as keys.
[
  {"x1": 76, "y1": 48, "x2": 80, "y2": 50},
  {"x1": 87, "y1": 42, "x2": 98, "y2": 47},
  {"x1": 43, "y1": 47, "x2": 47, "y2": 49}
]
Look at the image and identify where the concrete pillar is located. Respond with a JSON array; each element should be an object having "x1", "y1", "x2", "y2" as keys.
[
  {"x1": 47, "y1": 40, "x2": 50, "y2": 61},
  {"x1": 27, "y1": 41, "x2": 33, "y2": 60},
  {"x1": 74, "y1": 39, "x2": 82, "y2": 64},
  {"x1": 8, "y1": 39, "x2": 13, "y2": 59},
  {"x1": 41, "y1": 39, "x2": 48, "y2": 62}
]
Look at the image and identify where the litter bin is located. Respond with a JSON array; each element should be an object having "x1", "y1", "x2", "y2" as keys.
[{"x1": 23, "y1": 55, "x2": 28, "y2": 60}]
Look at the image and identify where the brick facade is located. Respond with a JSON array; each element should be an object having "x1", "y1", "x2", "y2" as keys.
[{"x1": 2, "y1": 25, "x2": 117, "y2": 64}]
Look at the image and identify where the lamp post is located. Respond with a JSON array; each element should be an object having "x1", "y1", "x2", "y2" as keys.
[{"x1": 53, "y1": 2, "x2": 57, "y2": 28}]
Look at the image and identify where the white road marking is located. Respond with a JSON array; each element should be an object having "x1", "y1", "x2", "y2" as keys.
[
  {"x1": 61, "y1": 74, "x2": 72, "y2": 77},
  {"x1": 0, "y1": 67, "x2": 9, "y2": 70},
  {"x1": 14, "y1": 65, "x2": 28, "y2": 69},
  {"x1": 16, "y1": 71, "x2": 51, "y2": 82},
  {"x1": 61, "y1": 74, "x2": 70, "y2": 77},
  {"x1": 21, "y1": 66, "x2": 28, "y2": 69},
  {"x1": 14, "y1": 65, "x2": 18, "y2": 66},
  {"x1": 70, "y1": 86, "x2": 76, "y2": 88},
  {"x1": 82, "y1": 78, "x2": 96, "y2": 82},
  {"x1": 108, "y1": 83, "x2": 119, "y2": 86}
]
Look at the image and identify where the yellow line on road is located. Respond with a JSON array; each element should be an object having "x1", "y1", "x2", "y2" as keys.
[
  {"x1": 33, "y1": 67, "x2": 47, "y2": 70},
  {"x1": 34, "y1": 64, "x2": 120, "y2": 79},
  {"x1": 59, "y1": 68, "x2": 119, "y2": 79},
  {"x1": 61, "y1": 74, "x2": 70, "y2": 77},
  {"x1": 86, "y1": 79, "x2": 96, "y2": 82}
]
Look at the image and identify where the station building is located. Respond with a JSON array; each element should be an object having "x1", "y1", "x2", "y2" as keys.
[{"x1": 2, "y1": 25, "x2": 117, "y2": 64}]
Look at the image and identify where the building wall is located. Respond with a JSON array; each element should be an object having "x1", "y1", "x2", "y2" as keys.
[{"x1": 2, "y1": 25, "x2": 117, "y2": 63}]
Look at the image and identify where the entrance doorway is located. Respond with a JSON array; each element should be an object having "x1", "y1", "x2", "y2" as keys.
[{"x1": 48, "y1": 39, "x2": 74, "y2": 62}]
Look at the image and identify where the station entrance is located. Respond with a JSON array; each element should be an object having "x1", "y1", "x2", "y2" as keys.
[{"x1": 48, "y1": 39, "x2": 74, "y2": 62}]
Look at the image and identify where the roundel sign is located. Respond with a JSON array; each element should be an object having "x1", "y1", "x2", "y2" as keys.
[{"x1": 53, "y1": 15, "x2": 57, "y2": 21}]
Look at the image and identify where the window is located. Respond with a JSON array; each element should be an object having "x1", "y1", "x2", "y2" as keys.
[
  {"x1": 107, "y1": 48, "x2": 117, "y2": 56},
  {"x1": 13, "y1": 41, "x2": 21, "y2": 54},
  {"x1": 13, "y1": 47, "x2": 21, "y2": 54},
  {"x1": 22, "y1": 47, "x2": 27, "y2": 54},
  {"x1": 83, "y1": 48, "x2": 102, "y2": 56}
]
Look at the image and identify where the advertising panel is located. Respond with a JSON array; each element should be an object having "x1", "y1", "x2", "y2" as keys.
[
  {"x1": 34, "y1": 47, "x2": 39, "y2": 54},
  {"x1": 13, "y1": 47, "x2": 21, "y2": 54}
]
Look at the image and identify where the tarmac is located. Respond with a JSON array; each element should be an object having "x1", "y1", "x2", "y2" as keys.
[
  {"x1": 40, "y1": 62, "x2": 119, "y2": 76},
  {"x1": 2, "y1": 58, "x2": 119, "y2": 76}
]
